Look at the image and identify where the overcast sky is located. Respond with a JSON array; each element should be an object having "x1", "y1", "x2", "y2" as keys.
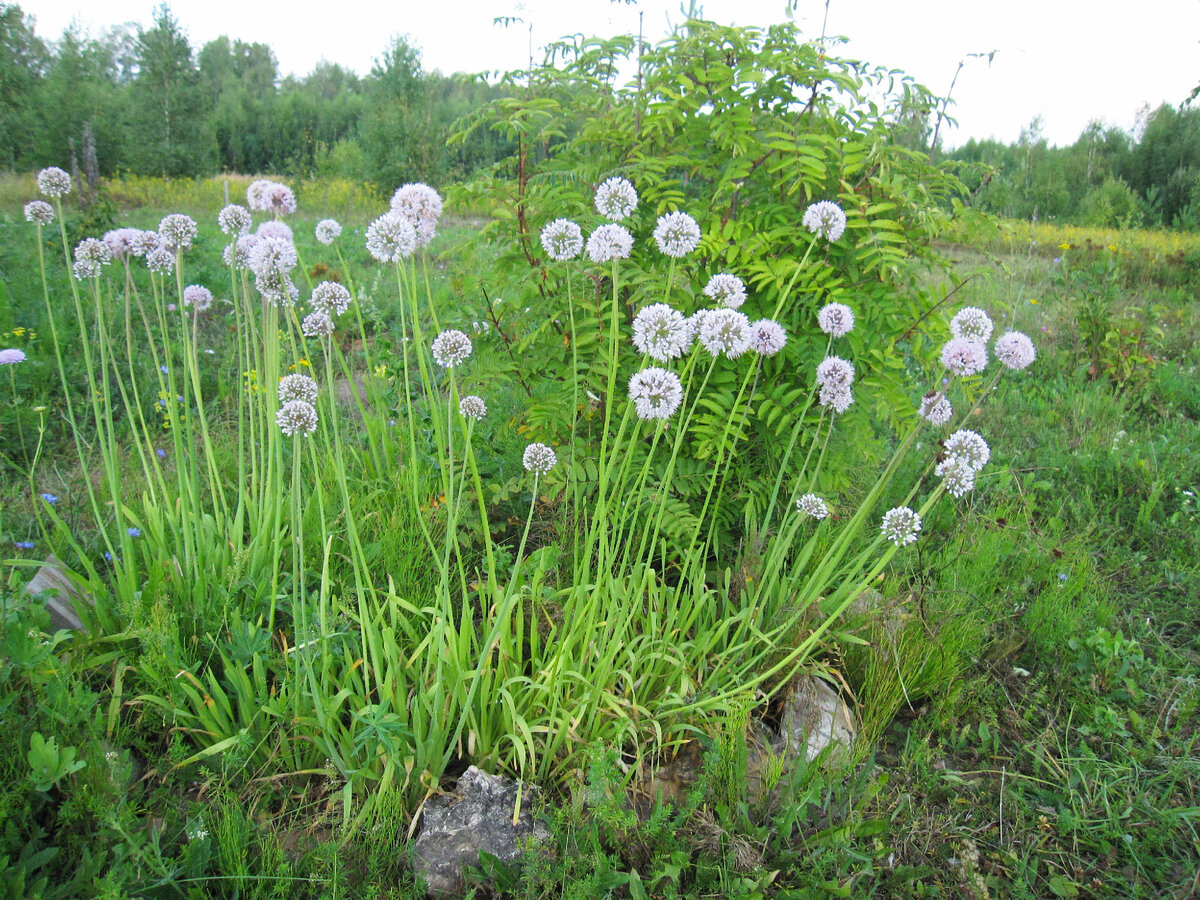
[{"x1": 23, "y1": 0, "x2": 1200, "y2": 149}]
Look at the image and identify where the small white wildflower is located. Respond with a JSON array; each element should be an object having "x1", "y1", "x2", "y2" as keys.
[
  {"x1": 944, "y1": 429, "x2": 990, "y2": 471},
  {"x1": 431, "y1": 329, "x2": 472, "y2": 367},
  {"x1": 936, "y1": 455, "x2": 977, "y2": 498},
  {"x1": 37, "y1": 166, "x2": 71, "y2": 198},
  {"x1": 950, "y1": 306, "x2": 994, "y2": 343},
  {"x1": 628, "y1": 367, "x2": 684, "y2": 420},
  {"x1": 302, "y1": 310, "x2": 335, "y2": 337},
  {"x1": 315, "y1": 218, "x2": 342, "y2": 245},
  {"x1": 366, "y1": 212, "x2": 417, "y2": 262},
  {"x1": 652, "y1": 211, "x2": 701, "y2": 258},
  {"x1": 940, "y1": 336, "x2": 988, "y2": 376},
  {"x1": 586, "y1": 224, "x2": 634, "y2": 263},
  {"x1": 703, "y1": 273, "x2": 747, "y2": 309},
  {"x1": 278, "y1": 374, "x2": 318, "y2": 405},
  {"x1": 797, "y1": 493, "x2": 830, "y2": 519},
  {"x1": 697, "y1": 308, "x2": 751, "y2": 358},
  {"x1": 540, "y1": 219, "x2": 583, "y2": 261},
  {"x1": 24, "y1": 201, "x2": 54, "y2": 224},
  {"x1": 803, "y1": 200, "x2": 846, "y2": 241},
  {"x1": 748, "y1": 319, "x2": 786, "y2": 356},
  {"x1": 389, "y1": 183, "x2": 442, "y2": 247},
  {"x1": 994, "y1": 331, "x2": 1036, "y2": 370},
  {"x1": 182, "y1": 284, "x2": 213, "y2": 312},
  {"x1": 817, "y1": 302, "x2": 855, "y2": 338},
  {"x1": 594, "y1": 176, "x2": 638, "y2": 221},
  {"x1": 311, "y1": 281, "x2": 351, "y2": 316},
  {"x1": 632, "y1": 303, "x2": 692, "y2": 361},
  {"x1": 158, "y1": 214, "x2": 198, "y2": 252},
  {"x1": 218, "y1": 204, "x2": 251, "y2": 236},
  {"x1": 881, "y1": 506, "x2": 921, "y2": 546},
  {"x1": 815, "y1": 356, "x2": 855, "y2": 390},
  {"x1": 522, "y1": 442, "x2": 557, "y2": 474},
  {"x1": 459, "y1": 395, "x2": 486, "y2": 420},
  {"x1": 918, "y1": 392, "x2": 953, "y2": 426},
  {"x1": 277, "y1": 399, "x2": 318, "y2": 437}
]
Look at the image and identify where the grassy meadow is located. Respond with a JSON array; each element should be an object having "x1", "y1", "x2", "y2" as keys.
[{"x1": 0, "y1": 160, "x2": 1197, "y2": 900}]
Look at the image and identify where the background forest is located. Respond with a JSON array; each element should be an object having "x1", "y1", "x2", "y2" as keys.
[{"x1": 2, "y1": 2, "x2": 1199, "y2": 230}]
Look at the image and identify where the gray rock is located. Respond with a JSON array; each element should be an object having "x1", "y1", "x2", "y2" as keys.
[
  {"x1": 412, "y1": 766, "x2": 549, "y2": 897},
  {"x1": 779, "y1": 674, "x2": 856, "y2": 763},
  {"x1": 22, "y1": 554, "x2": 93, "y2": 633}
]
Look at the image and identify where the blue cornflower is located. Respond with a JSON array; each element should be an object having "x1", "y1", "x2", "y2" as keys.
[
  {"x1": 160, "y1": 365, "x2": 169, "y2": 374},
  {"x1": 14, "y1": 540, "x2": 34, "y2": 550},
  {"x1": 127, "y1": 527, "x2": 141, "y2": 538},
  {"x1": 156, "y1": 448, "x2": 167, "y2": 459},
  {"x1": 40, "y1": 493, "x2": 59, "y2": 504}
]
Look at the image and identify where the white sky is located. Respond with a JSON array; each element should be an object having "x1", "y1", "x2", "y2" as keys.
[{"x1": 23, "y1": 0, "x2": 1200, "y2": 149}]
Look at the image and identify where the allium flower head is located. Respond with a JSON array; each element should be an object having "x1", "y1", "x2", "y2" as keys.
[
  {"x1": 218, "y1": 204, "x2": 251, "y2": 236},
  {"x1": 940, "y1": 336, "x2": 988, "y2": 376},
  {"x1": 594, "y1": 176, "x2": 638, "y2": 221},
  {"x1": 224, "y1": 234, "x2": 257, "y2": 269},
  {"x1": 246, "y1": 179, "x2": 271, "y2": 210},
  {"x1": 818, "y1": 302, "x2": 855, "y2": 338},
  {"x1": 73, "y1": 238, "x2": 112, "y2": 279},
  {"x1": 797, "y1": 493, "x2": 830, "y2": 519},
  {"x1": 24, "y1": 200, "x2": 54, "y2": 225},
  {"x1": 390, "y1": 183, "x2": 442, "y2": 247},
  {"x1": 653, "y1": 211, "x2": 701, "y2": 258},
  {"x1": 632, "y1": 303, "x2": 692, "y2": 361},
  {"x1": 256, "y1": 220, "x2": 293, "y2": 242},
  {"x1": 819, "y1": 384, "x2": 853, "y2": 414},
  {"x1": 311, "y1": 281, "x2": 351, "y2": 316},
  {"x1": 183, "y1": 284, "x2": 213, "y2": 312},
  {"x1": 431, "y1": 329, "x2": 472, "y2": 367},
  {"x1": 586, "y1": 223, "x2": 634, "y2": 263},
  {"x1": 277, "y1": 399, "x2": 318, "y2": 437},
  {"x1": 944, "y1": 429, "x2": 990, "y2": 471},
  {"x1": 366, "y1": 212, "x2": 417, "y2": 262},
  {"x1": 881, "y1": 506, "x2": 921, "y2": 546},
  {"x1": 628, "y1": 367, "x2": 684, "y2": 420},
  {"x1": 918, "y1": 392, "x2": 952, "y2": 426},
  {"x1": 697, "y1": 308, "x2": 752, "y2": 358},
  {"x1": 278, "y1": 374, "x2": 318, "y2": 405},
  {"x1": 103, "y1": 228, "x2": 141, "y2": 260},
  {"x1": 131, "y1": 230, "x2": 161, "y2": 258},
  {"x1": 936, "y1": 456, "x2": 976, "y2": 498},
  {"x1": 37, "y1": 167, "x2": 71, "y2": 198},
  {"x1": 815, "y1": 356, "x2": 855, "y2": 390},
  {"x1": 0, "y1": 348, "x2": 26, "y2": 364},
  {"x1": 522, "y1": 442, "x2": 557, "y2": 474},
  {"x1": 540, "y1": 218, "x2": 583, "y2": 261},
  {"x1": 803, "y1": 200, "x2": 846, "y2": 241},
  {"x1": 950, "y1": 306, "x2": 994, "y2": 343},
  {"x1": 459, "y1": 395, "x2": 487, "y2": 420},
  {"x1": 158, "y1": 214, "x2": 198, "y2": 252},
  {"x1": 749, "y1": 319, "x2": 787, "y2": 356},
  {"x1": 263, "y1": 182, "x2": 296, "y2": 215},
  {"x1": 145, "y1": 246, "x2": 175, "y2": 273},
  {"x1": 302, "y1": 310, "x2": 335, "y2": 338},
  {"x1": 703, "y1": 273, "x2": 747, "y2": 309},
  {"x1": 315, "y1": 218, "x2": 342, "y2": 245},
  {"x1": 995, "y1": 331, "x2": 1036, "y2": 370}
]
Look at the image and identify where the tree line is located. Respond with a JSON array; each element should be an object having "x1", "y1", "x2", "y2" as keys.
[
  {"x1": 2, "y1": 0, "x2": 1197, "y2": 230},
  {"x1": 0, "y1": 3, "x2": 514, "y2": 188}
]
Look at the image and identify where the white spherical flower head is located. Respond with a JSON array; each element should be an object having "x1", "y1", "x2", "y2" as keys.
[
  {"x1": 218, "y1": 204, "x2": 251, "y2": 236},
  {"x1": 131, "y1": 230, "x2": 161, "y2": 258},
  {"x1": 256, "y1": 220, "x2": 293, "y2": 243},
  {"x1": 264, "y1": 182, "x2": 296, "y2": 215},
  {"x1": 0, "y1": 348, "x2": 26, "y2": 365},
  {"x1": 995, "y1": 331, "x2": 1036, "y2": 370},
  {"x1": 594, "y1": 176, "x2": 638, "y2": 221},
  {"x1": 818, "y1": 302, "x2": 855, "y2": 338},
  {"x1": 522, "y1": 442, "x2": 557, "y2": 475},
  {"x1": 182, "y1": 284, "x2": 213, "y2": 312},
  {"x1": 918, "y1": 392, "x2": 953, "y2": 426},
  {"x1": 540, "y1": 218, "x2": 584, "y2": 261},
  {"x1": 936, "y1": 456, "x2": 977, "y2": 498},
  {"x1": 366, "y1": 212, "x2": 417, "y2": 262},
  {"x1": 940, "y1": 336, "x2": 988, "y2": 376},
  {"x1": 819, "y1": 383, "x2": 853, "y2": 414},
  {"x1": 311, "y1": 281, "x2": 352, "y2": 316},
  {"x1": 431, "y1": 329, "x2": 473, "y2": 367},
  {"x1": 72, "y1": 260, "x2": 98, "y2": 281},
  {"x1": 797, "y1": 493, "x2": 830, "y2": 519},
  {"x1": 815, "y1": 356, "x2": 855, "y2": 390},
  {"x1": 459, "y1": 395, "x2": 487, "y2": 421},
  {"x1": 278, "y1": 374, "x2": 319, "y2": 405},
  {"x1": 302, "y1": 310, "x2": 335, "y2": 338},
  {"x1": 103, "y1": 228, "x2": 140, "y2": 260},
  {"x1": 145, "y1": 246, "x2": 175, "y2": 273},
  {"x1": 698, "y1": 308, "x2": 752, "y2": 358},
  {"x1": 749, "y1": 319, "x2": 787, "y2": 356},
  {"x1": 881, "y1": 507, "x2": 921, "y2": 546},
  {"x1": 390, "y1": 183, "x2": 443, "y2": 247},
  {"x1": 653, "y1": 211, "x2": 701, "y2": 258},
  {"x1": 950, "y1": 306, "x2": 994, "y2": 343},
  {"x1": 249, "y1": 236, "x2": 298, "y2": 279},
  {"x1": 703, "y1": 273, "x2": 747, "y2": 309},
  {"x1": 158, "y1": 214, "x2": 198, "y2": 252},
  {"x1": 24, "y1": 200, "x2": 54, "y2": 225},
  {"x1": 315, "y1": 219, "x2": 342, "y2": 245},
  {"x1": 246, "y1": 179, "x2": 272, "y2": 210},
  {"x1": 628, "y1": 367, "x2": 684, "y2": 420},
  {"x1": 37, "y1": 167, "x2": 72, "y2": 198},
  {"x1": 803, "y1": 200, "x2": 846, "y2": 241},
  {"x1": 277, "y1": 399, "x2": 318, "y2": 437},
  {"x1": 73, "y1": 238, "x2": 112, "y2": 278},
  {"x1": 632, "y1": 303, "x2": 692, "y2": 362},
  {"x1": 944, "y1": 429, "x2": 990, "y2": 471},
  {"x1": 586, "y1": 223, "x2": 634, "y2": 263},
  {"x1": 224, "y1": 235, "x2": 256, "y2": 270}
]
